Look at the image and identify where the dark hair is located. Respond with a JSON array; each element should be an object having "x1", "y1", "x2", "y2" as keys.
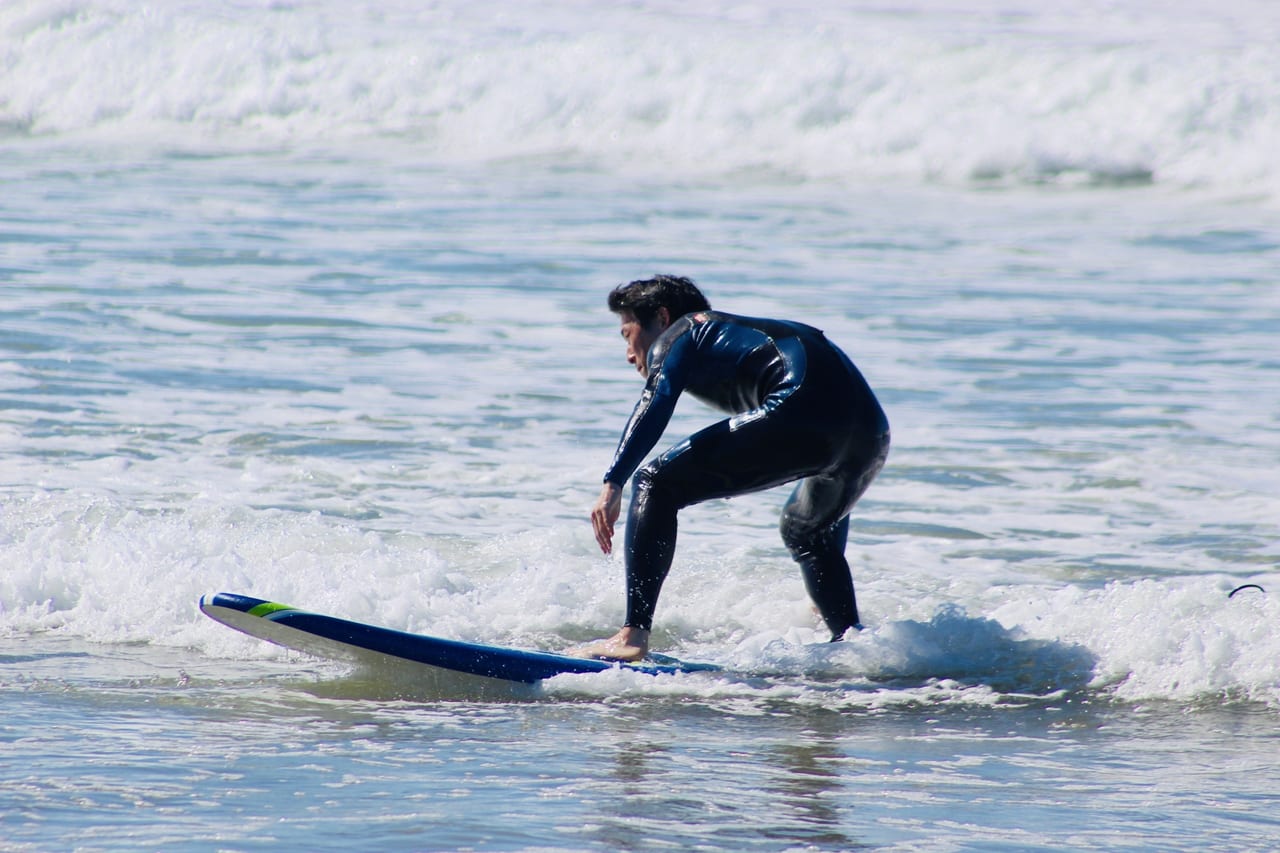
[{"x1": 607, "y1": 275, "x2": 711, "y2": 327}]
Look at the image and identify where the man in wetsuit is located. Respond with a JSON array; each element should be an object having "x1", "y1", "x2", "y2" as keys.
[{"x1": 574, "y1": 275, "x2": 890, "y2": 662}]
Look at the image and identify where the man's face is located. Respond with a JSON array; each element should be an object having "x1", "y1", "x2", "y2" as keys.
[{"x1": 618, "y1": 310, "x2": 668, "y2": 378}]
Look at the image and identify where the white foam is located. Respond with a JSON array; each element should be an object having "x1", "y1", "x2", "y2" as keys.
[
  {"x1": 2, "y1": 0, "x2": 1278, "y2": 200},
  {"x1": 4, "y1": 487, "x2": 1277, "y2": 707}
]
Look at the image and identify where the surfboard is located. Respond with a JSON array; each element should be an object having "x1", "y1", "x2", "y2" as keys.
[{"x1": 199, "y1": 592, "x2": 719, "y2": 684}]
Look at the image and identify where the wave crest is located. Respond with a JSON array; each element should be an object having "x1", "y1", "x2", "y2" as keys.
[{"x1": 3, "y1": 0, "x2": 1277, "y2": 197}]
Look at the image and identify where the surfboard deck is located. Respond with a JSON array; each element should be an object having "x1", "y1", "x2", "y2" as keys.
[{"x1": 199, "y1": 592, "x2": 720, "y2": 684}]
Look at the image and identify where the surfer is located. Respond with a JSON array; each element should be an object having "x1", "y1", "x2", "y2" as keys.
[{"x1": 573, "y1": 275, "x2": 890, "y2": 662}]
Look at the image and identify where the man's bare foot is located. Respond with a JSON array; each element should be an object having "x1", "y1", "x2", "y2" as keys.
[{"x1": 566, "y1": 626, "x2": 650, "y2": 662}]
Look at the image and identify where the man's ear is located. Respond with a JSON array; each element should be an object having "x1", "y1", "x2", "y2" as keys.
[{"x1": 655, "y1": 306, "x2": 672, "y2": 330}]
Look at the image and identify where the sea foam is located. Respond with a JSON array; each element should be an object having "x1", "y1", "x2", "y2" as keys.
[{"x1": 2, "y1": 0, "x2": 1278, "y2": 200}]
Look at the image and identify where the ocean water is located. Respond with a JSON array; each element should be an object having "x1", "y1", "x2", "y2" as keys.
[{"x1": 3, "y1": 0, "x2": 1280, "y2": 849}]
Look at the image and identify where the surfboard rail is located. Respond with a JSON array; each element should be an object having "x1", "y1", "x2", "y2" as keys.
[{"x1": 199, "y1": 592, "x2": 719, "y2": 683}]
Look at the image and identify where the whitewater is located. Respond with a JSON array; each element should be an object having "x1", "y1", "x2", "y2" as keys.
[
  {"x1": 3, "y1": 1, "x2": 1279, "y2": 850},
  {"x1": 4, "y1": 0, "x2": 1280, "y2": 198}
]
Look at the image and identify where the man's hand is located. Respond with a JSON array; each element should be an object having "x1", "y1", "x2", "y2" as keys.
[{"x1": 591, "y1": 482, "x2": 623, "y2": 554}]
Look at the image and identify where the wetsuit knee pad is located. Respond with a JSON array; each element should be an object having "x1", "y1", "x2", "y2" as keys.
[
  {"x1": 626, "y1": 463, "x2": 681, "y2": 551},
  {"x1": 778, "y1": 505, "x2": 809, "y2": 550},
  {"x1": 630, "y1": 453, "x2": 705, "y2": 514},
  {"x1": 629, "y1": 463, "x2": 671, "y2": 510},
  {"x1": 779, "y1": 511, "x2": 840, "y2": 558}
]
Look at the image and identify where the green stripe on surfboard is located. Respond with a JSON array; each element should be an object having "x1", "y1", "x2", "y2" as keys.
[{"x1": 247, "y1": 600, "x2": 296, "y2": 617}]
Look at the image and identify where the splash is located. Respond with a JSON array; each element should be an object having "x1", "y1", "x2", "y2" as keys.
[{"x1": 2, "y1": 0, "x2": 1278, "y2": 199}]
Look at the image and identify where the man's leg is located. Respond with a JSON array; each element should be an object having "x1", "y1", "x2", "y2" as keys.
[
  {"x1": 620, "y1": 413, "x2": 843, "y2": 635},
  {"x1": 780, "y1": 434, "x2": 889, "y2": 640},
  {"x1": 575, "y1": 413, "x2": 831, "y2": 660},
  {"x1": 620, "y1": 463, "x2": 680, "y2": 632}
]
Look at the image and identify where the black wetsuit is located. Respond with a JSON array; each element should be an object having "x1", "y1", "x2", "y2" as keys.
[{"x1": 603, "y1": 310, "x2": 890, "y2": 640}]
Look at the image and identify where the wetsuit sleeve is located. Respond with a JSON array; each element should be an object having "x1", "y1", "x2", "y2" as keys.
[{"x1": 602, "y1": 327, "x2": 695, "y2": 486}]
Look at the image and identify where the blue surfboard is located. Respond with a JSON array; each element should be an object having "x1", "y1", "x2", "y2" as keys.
[{"x1": 199, "y1": 592, "x2": 719, "y2": 685}]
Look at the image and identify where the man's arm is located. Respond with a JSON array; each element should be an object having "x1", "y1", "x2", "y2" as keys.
[
  {"x1": 591, "y1": 481, "x2": 623, "y2": 554},
  {"x1": 600, "y1": 326, "x2": 694, "y2": 487}
]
